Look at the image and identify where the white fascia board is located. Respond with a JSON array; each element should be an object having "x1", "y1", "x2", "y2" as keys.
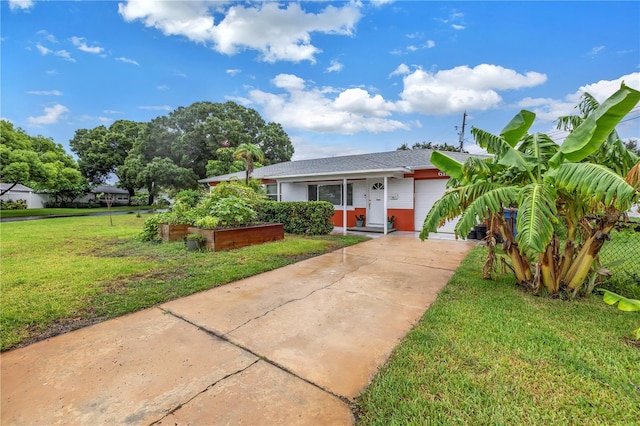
[{"x1": 266, "y1": 168, "x2": 410, "y2": 183}]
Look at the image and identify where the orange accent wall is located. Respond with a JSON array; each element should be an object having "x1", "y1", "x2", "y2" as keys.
[
  {"x1": 331, "y1": 208, "x2": 413, "y2": 230},
  {"x1": 331, "y1": 208, "x2": 367, "y2": 227},
  {"x1": 388, "y1": 209, "x2": 414, "y2": 231},
  {"x1": 413, "y1": 169, "x2": 449, "y2": 180}
]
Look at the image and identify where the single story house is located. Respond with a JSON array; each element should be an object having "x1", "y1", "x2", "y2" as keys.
[
  {"x1": 0, "y1": 183, "x2": 48, "y2": 208},
  {"x1": 89, "y1": 185, "x2": 131, "y2": 205},
  {"x1": 199, "y1": 149, "x2": 478, "y2": 234}
]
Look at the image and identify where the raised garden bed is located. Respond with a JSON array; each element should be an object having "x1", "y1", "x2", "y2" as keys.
[
  {"x1": 188, "y1": 223, "x2": 284, "y2": 251},
  {"x1": 159, "y1": 224, "x2": 191, "y2": 242}
]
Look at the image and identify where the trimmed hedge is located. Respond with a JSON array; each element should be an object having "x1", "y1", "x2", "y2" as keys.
[{"x1": 257, "y1": 201, "x2": 334, "y2": 235}]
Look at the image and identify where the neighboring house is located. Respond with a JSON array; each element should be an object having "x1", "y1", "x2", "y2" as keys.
[
  {"x1": 74, "y1": 185, "x2": 131, "y2": 206},
  {"x1": 199, "y1": 149, "x2": 480, "y2": 234},
  {"x1": 0, "y1": 183, "x2": 49, "y2": 208}
]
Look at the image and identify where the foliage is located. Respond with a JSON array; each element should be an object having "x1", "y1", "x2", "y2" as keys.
[
  {"x1": 0, "y1": 199, "x2": 27, "y2": 210},
  {"x1": 69, "y1": 120, "x2": 146, "y2": 194},
  {"x1": 144, "y1": 101, "x2": 293, "y2": 179},
  {"x1": 185, "y1": 232, "x2": 207, "y2": 242},
  {"x1": 421, "y1": 83, "x2": 640, "y2": 297},
  {"x1": 387, "y1": 215, "x2": 395, "y2": 224},
  {"x1": 599, "y1": 289, "x2": 640, "y2": 339},
  {"x1": 173, "y1": 189, "x2": 204, "y2": 208},
  {"x1": 194, "y1": 216, "x2": 219, "y2": 229},
  {"x1": 234, "y1": 143, "x2": 265, "y2": 185},
  {"x1": 355, "y1": 214, "x2": 366, "y2": 221},
  {"x1": 397, "y1": 141, "x2": 467, "y2": 153},
  {"x1": 139, "y1": 213, "x2": 167, "y2": 241},
  {"x1": 257, "y1": 201, "x2": 334, "y2": 235},
  {"x1": 207, "y1": 196, "x2": 257, "y2": 226},
  {"x1": 1, "y1": 120, "x2": 87, "y2": 200}
]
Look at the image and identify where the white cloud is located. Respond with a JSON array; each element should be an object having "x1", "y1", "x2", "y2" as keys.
[
  {"x1": 79, "y1": 114, "x2": 112, "y2": 123},
  {"x1": 249, "y1": 73, "x2": 408, "y2": 134},
  {"x1": 137, "y1": 105, "x2": 172, "y2": 111},
  {"x1": 28, "y1": 104, "x2": 69, "y2": 126},
  {"x1": 389, "y1": 63, "x2": 410, "y2": 77},
  {"x1": 451, "y1": 24, "x2": 465, "y2": 30},
  {"x1": 104, "y1": 110, "x2": 125, "y2": 114},
  {"x1": 226, "y1": 69, "x2": 241, "y2": 76},
  {"x1": 425, "y1": 40, "x2": 435, "y2": 48},
  {"x1": 518, "y1": 72, "x2": 640, "y2": 121},
  {"x1": 45, "y1": 70, "x2": 57, "y2": 75},
  {"x1": 370, "y1": 0, "x2": 395, "y2": 7},
  {"x1": 36, "y1": 44, "x2": 51, "y2": 55},
  {"x1": 37, "y1": 44, "x2": 75, "y2": 62},
  {"x1": 326, "y1": 60, "x2": 343, "y2": 73},
  {"x1": 71, "y1": 36, "x2": 104, "y2": 54},
  {"x1": 398, "y1": 64, "x2": 547, "y2": 114},
  {"x1": 157, "y1": 84, "x2": 169, "y2": 90},
  {"x1": 54, "y1": 49, "x2": 75, "y2": 62},
  {"x1": 589, "y1": 45, "x2": 605, "y2": 56},
  {"x1": 27, "y1": 90, "x2": 62, "y2": 96},
  {"x1": 9, "y1": 0, "x2": 33, "y2": 11},
  {"x1": 37, "y1": 30, "x2": 57, "y2": 43},
  {"x1": 118, "y1": 1, "x2": 361, "y2": 63},
  {"x1": 116, "y1": 56, "x2": 139, "y2": 65}
]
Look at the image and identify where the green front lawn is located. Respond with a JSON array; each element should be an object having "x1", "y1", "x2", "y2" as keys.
[
  {"x1": 0, "y1": 215, "x2": 367, "y2": 351},
  {"x1": 0, "y1": 206, "x2": 153, "y2": 218},
  {"x1": 356, "y1": 247, "x2": 640, "y2": 424}
]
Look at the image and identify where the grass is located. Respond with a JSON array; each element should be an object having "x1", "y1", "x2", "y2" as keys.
[
  {"x1": 0, "y1": 206, "x2": 153, "y2": 218},
  {"x1": 0, "y1": 214, "x2": 367, "y2": 351},
  {"x1": 356, "y1": 246, "x2": 640, "y2": 425}
]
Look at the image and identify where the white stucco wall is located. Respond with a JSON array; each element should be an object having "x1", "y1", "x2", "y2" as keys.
[
  {"x1": 280, "y1": 182, "x2": 307, "y2": 202},
  {"x1": 387, "y1": 178, "x2": 414, "y2": 209}
]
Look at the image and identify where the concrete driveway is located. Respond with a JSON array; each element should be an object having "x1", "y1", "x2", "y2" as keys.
[{"x1": 1, "y1": 235, "x2": 474, "y2": 425}]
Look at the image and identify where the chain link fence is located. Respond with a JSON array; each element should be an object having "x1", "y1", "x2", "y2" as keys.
[{"x1": 599, "y1": 219, "x2": 640, "y2": 298}]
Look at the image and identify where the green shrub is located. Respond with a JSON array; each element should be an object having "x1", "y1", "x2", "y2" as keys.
[
  {"x1": 257, "y1": 201, "x2": 334, "y2": 235},
  {"x1": 0, "y1": 199, "x2": 27, "y2": 210},
  {"x1": 174, "y1": 189, "x2": 204, "y2": 208},
  {"x1": 139, "y1": 213, "x2": 170, "y2": 241},
  {"x1": 209, "y1": 196, "x2": 257, "y2": 226}
]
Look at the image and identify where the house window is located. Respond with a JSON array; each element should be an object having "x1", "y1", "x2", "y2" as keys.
[
  {"x1": 265, "y1": 184, "x2": 278, "y2": 200},
  {"x1": 308, "y1": 184, "x2": 353, "y2": 206},
  {"x1": 372, "y1": 182, "x2": 384, "y2": 190},
  {"x1": 116, "y1": 194, "x2": 128, "y2": 201}
]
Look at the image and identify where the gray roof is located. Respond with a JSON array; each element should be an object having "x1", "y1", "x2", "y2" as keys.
[
  {"x1": 199, "y1": 149, "x2": 480, "y2": 183},
  {"x1": 0, "y1": 183, "x2": 34, "y2": 192},
  {"x1": 91, "y1": 185, "x2": 130, "y2": 195}
]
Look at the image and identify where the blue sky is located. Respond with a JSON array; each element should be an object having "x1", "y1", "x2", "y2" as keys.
[{"x1": 2, "y1": 0, "x2": 639, "y2": 161}]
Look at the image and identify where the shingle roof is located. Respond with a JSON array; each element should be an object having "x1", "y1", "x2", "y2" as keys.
[
  {"x1": 91, "y1": 185, "x2": 130, "y2": 194},
  {"x1": 199, "y1": 149, "x2": 480, "y2": 183},
  {"x1": 0, "y1": 183, "x2": 34, "y2": 192}
]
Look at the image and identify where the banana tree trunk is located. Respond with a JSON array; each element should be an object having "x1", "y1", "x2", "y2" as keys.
[
  {"x1": 564, "y1": 214, "x2": 617, "y2": 291},
  {"x1": 499, "y1": 222, "x2": 533, "y2": 284},
  {"x1": 539, "y1": 235, "x2": 560, "y2": 294}
]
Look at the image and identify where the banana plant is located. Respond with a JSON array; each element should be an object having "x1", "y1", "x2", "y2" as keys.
[
  {"x1": 599, "y1": 289, "x2": 640, "y2": 340},
  {"x1": 421, "y1": 83, "x2": 640, "y2": 295}
]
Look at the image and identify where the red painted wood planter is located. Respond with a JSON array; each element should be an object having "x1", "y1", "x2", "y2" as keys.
[
  {"x1": 159, "y1": 224, "x2": 191, "y2": 242},
  {"x1": 188, "y1": 223, "x2": 284, "y2": 251}
]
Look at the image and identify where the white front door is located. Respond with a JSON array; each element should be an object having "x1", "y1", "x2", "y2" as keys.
[{"x1": 368, "y1": 180, "x2": 385, "y2": 225}]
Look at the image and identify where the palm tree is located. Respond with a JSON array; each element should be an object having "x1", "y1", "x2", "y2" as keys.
[
  {"x1": 421, "y1": 83, "x2": 640, "y2": 296},
  {"x1": 234, "y1": 143, "x2": 265, "y2": 185}
]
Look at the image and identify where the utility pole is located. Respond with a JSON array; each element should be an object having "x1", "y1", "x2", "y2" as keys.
[{"x1": 456, "y1": 111, "x2": 467, "y2": 151}]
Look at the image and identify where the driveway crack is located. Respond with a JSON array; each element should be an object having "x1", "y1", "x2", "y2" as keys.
[
  {"x1": 148, "y1": 358, "x2": 260, "y2": 425},
  {"x1": 222, "y1": 257, "x2": 377, "y2": 335}
]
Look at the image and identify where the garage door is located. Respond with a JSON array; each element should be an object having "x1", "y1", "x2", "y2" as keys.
[{"x1": 414, "y1": 179, "x2": 459, "y2": 233}]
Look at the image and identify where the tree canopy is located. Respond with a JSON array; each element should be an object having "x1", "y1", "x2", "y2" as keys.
[
  {"x1": 1, "y1": 120, "x2": 86, "y2": 202},
  {"x1": 71, "y1": 101, "x2": 294, "y2": 202},
  {"x1": 397, "y1": 141, "x2": 467, "y2": 153}
]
